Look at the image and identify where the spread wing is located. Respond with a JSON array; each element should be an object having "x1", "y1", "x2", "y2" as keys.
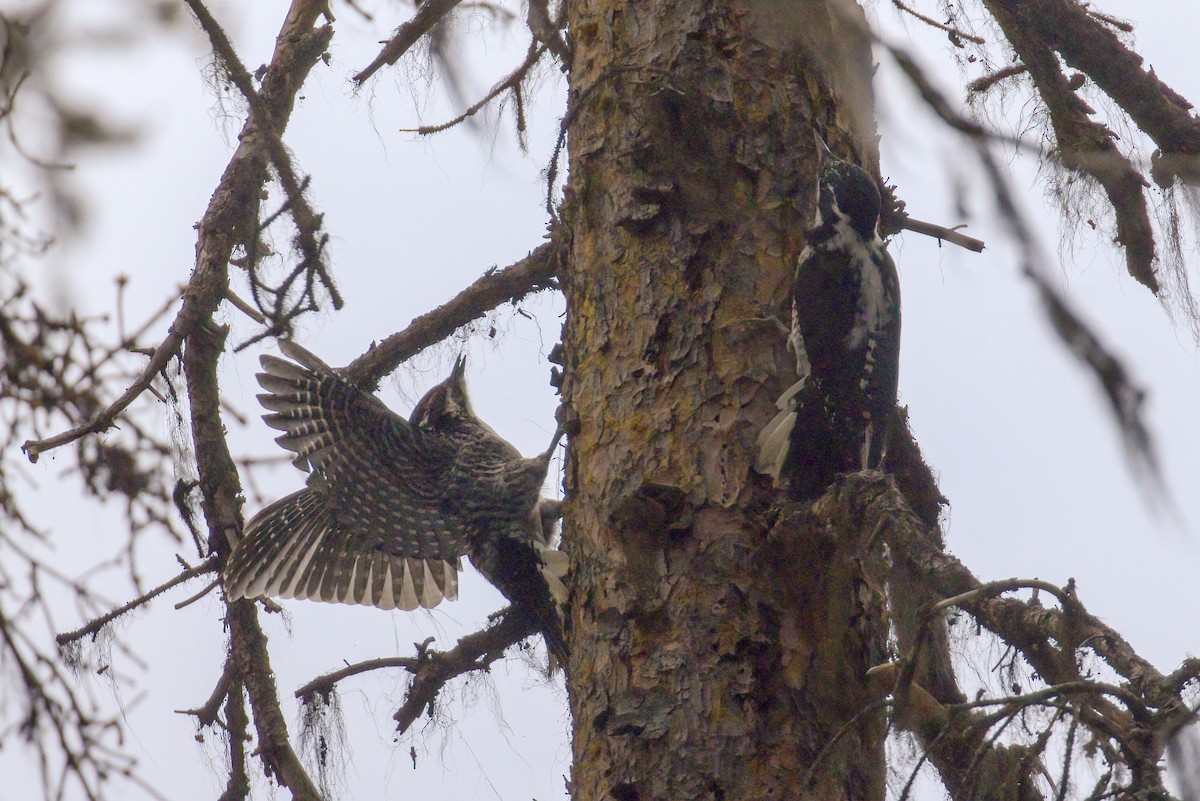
[
  {"x1": 224, "y1": 341, "x2": 467, "y2": 610},
  {"x1": 225, "y1": 489, "x2": 460, "y2": 610}
]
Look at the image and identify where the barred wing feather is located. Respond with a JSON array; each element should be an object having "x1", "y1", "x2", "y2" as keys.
[{"x1": 225, "y1": 341, "x2": 466, "y2": 610}]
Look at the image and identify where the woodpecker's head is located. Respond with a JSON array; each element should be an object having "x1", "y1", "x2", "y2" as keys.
[
  {"x1": 814, "y1": 133, "x2": 881, "y2": 242},
  {"x1": 411, "y1": 355, "x2": 476, "y2": 432}
]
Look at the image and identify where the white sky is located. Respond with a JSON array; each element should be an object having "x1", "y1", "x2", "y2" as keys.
[{"x1": 4, "y1": 0, "x2": 1199, "y2": 798}]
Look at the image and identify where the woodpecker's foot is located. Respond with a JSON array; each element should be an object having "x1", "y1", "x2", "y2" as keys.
[
  {"x1": 537, "y1": 498, "x2": 564, "y2": 523},
  {"x1": 552, "y1": 404, "x2": 580, "y2": 442}
]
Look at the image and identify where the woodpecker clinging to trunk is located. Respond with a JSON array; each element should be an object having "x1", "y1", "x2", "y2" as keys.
[
  {"x1": 223, "y1": 341, "x2": 569, "y2": 666},
  {"x1": 755, "y1": 133, "x2": 902, "y2": 493}
]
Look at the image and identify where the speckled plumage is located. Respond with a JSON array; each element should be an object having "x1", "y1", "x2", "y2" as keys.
[{"x1": 224, "y1": 341, "x2": 568, "y2": 663}]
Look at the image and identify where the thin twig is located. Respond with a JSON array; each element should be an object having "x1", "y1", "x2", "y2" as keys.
[
  {"x1": 55, "y1": 557, "x2": 219, "y2": 647},
  {"x1": 175, "y1": 662, "x2": 235, "y2": 727},
  {"x1": 891, "y1": 0, "x2": 986, "y2": 44},
  {"x1": 22, "y1": 335, "x2": 182, "y2": 462},
  {"x1": 402, "y1": 42, "x2": 547, "y2": 136},
  {"x1": 956, "y1": 680, "x2": 1150, "y2": 723},
  {"x1": 967, "y1": 64, "x2": 1029, "y2": 94},
  {"x1": 897, "y1": 215, "x2": 986, "y2": 252},
  {"x1": 353, "y1": 0, "x2": 464, "y2": 85},
  {"x1": 224, "y1": 288, "x2": 268, "y2": 324}
]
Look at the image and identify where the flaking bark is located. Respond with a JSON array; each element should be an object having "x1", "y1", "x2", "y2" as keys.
[{"x1": 560, "y1": 1, "x2": 890, "y2": 798}]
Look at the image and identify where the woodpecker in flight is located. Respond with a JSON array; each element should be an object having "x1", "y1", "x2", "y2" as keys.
[
  {"x1": 224, "y1": 341, "x2": 569, "y2": 665},
  {"x1": 756, "y1": 133, "x2": 901, "y2": 492}
]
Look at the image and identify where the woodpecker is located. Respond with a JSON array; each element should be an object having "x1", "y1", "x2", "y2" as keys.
[
  {"x1": 224, "y1": 341, "x2": 568, "y2": 665},
  {"x1": 756, "y1": 134, "x2": 901, "y2": 492}
]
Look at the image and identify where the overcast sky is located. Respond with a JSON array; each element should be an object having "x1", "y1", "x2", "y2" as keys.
[{"x1": 5, "y1": 0, "x2": 1199, "y2": 798}]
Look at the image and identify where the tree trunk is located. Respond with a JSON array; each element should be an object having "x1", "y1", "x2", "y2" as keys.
[{"x1": 561, "y1": 2, "x2": 890, "y2": 798}]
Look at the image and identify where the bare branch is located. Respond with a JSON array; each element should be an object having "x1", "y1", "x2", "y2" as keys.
[
  {"x1": 345, "y1": 238, "x2": 562, "y2": 387},
  {"x1": 816, "y1": 476, "x2": 1043, "y2": 799},
  {"x1": 172, "y1": 3, "x2": 335, "y2": 798},
  {"x1": 20, "y1": 2, "x2": 337, "y2": 464},
  {"x1": 993, "y1": 0, "x2": 1200, "y2": 187},
  {"x1": 1027, "y1": 267, "x2": 1161, "y2": 485},
  {"x1": 984, "y1": 0, "x2": 1158, "y2": 292},
  {"x1": 221, "y1": 679, "x2": 252, "y2": 801},
  {"x1": 897, "y1": 215, "x2": 986, "y2": 252},
  {"x1": 882, "y1": 42, "x2": 1163, "y2": 494},
  {"x1": 353, "y1": 0, "x2": 464, "y2": 85},
  {"x1": 55, "y1": 557, "x2": 218, "y2": 647},
  {"x1": 967, "y1": 64, "x2": 1029, "y2": 95},
  {"x1": 890, "y1": 0, "x2": 985, "y2": 45},
  {"x1": 227, "y1": 600, "x2": 322, "y2": 801},
  {"x1": 401, "y1": 41, "x2": 548, "y2": 136},
  {"x1": 21, "y1": 330, "x2": 183, "y2": 462},
  {"x1": 847, "y1": 471, "x2": 1193, "y2": 788},
  {"x1": 932, "y1": 578, "x2": 1070, "y2": 613},
  {"x1": 828, "y1": 473, "x2": 1193, "y2": 797},
  {"x1": 957, "y1": 680, "x2": 1151, "y2": 722},
  {"x1": 184, "y1": 0, "x2": 340, "y2": 324},
  {"x1": 175, "y1": 662, "x2": 234, "y2": 727},
  {"x1": 527, "y1": 0, "x2": 571, "y2": 65},
  {"x1": 392, "y1": 609, "x2": 539, "y2": 735},
  {"x1": 224, "y1": 288, "x2": 267, "y2": 324},
  {"x1": 295, "y1": 656, "x2": 419, "y2": 699}
]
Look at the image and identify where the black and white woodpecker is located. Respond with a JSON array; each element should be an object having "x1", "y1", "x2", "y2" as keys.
[
  {"x1": 755, "y1": 133, "x2": 902, "y2": 491},
  {"x1": 223, "y1": 341, "x2": 569, "y2": 666}
]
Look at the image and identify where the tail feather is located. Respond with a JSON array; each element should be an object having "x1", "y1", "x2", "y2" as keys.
[
  {"x1": 859, "y1": 412, "x2": 894, "y2": 472},
  {"x1": 276, "y1": 339, "x2": 335, "y2": 374},
  {"x1": 225, "y1": 489, "x2": 458, "y2": 611},
  {"x1": 535, "y1": 542, "x2": 570, "y2": 606},
  {"x1": 754, "y1": 378, "x2": 805, "y2": 484}
]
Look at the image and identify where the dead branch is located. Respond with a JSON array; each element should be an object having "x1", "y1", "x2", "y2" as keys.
[
  {"x1": 175, "y1": 662, "x2": 235, "y2": 727},
  {"x1": 353, "y1": 0, "x2": 464, "y2": 85},
  {"x1": 172, "y1": 2, "x2": 334, "y2": 798},
  {"x1": 958, "y1": 680, "x2": 1150, "y2": 722},
  {"x1": 295, "y1": 656, "x2": 419, "y2": 699},
  {"x1": 55, "y1": 557, "x2": 218, "y2": 647},
  {"x1": 967, "y1": 64, "x2": 1029, "y2": 95},
  {"x1": 1025, "y1": 266, "x2": 1160, "y2": 486},
  {"x1": 984, "y1": 0, "x2": 1158, "y2": 292},
  {"x1": 846, "y1": 472, "x2": 1192, "y2": 797},
  {"x1": 931, "y1": 578, "x2": 1070, "y2": 613},
  {"x1": 227, "y1": 600, "x2": 322, "y2": 801},
  {"x1": 184, "y1": 0, "x2": 340, "y2": 327},
  {"x1": 391, "y1": 608, "x2": 538, "y2": 735},
  {"x1": 21, "y1": 331, "x2": 184, "y2": 463},
  {"x1": 897, "y1": 215, "x2": 986, "y2": 252},
  {"x1": 222, "y1": 679, "x2": 252, "y2": 801},
  {"x1": 0, "y1": 604, "x2": 137, "y2": 801},
  {"x1": 821, "y1": 475, "x2": 1042, "y2": 800},
  {"x1": 345, "y1": 238, "x2": 562, "y2": 387},
  {"x1": 527, "y1": 0, "x2": 570, "y2": 65},
  {"x1": 883, "y1": 43, "x2": 1163, "y2": 495},
  {"x1": 19, "y1": 2, "x2": 336, "y2": 465},
  {"x1": 401, "y1": 41, "x2": 548, "y2": 136},
  {"x1": 990, "y1": 0, "x2": 1200, "y2": 187},
  {"x1": 890, "y1": 0, "x2": 985, "y2": 45}
]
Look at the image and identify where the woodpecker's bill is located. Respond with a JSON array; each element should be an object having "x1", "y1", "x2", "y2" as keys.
[
  {"x1": 224, "y1": 341, "x2": 568, "y2": 664},
  {"x1": 756, "y1": 134, "x2": 901, "y2": 491}
]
